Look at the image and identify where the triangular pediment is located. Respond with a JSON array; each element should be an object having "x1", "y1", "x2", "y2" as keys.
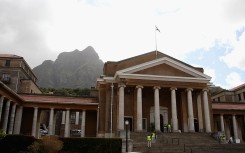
[
  {"x1": 132, "y1": 63, "x2": 194, "y2": 77},
  {"x1": 115, "y1": 56, "x2": 211, "y2": 83}
]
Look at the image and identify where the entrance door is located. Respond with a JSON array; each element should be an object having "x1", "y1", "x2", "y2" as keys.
[
  {"x1": 194, "y1": 119, "x2": 199, "y2": 132},
  {"x1": 124, "y1": 117, "x2": 133, "y2": 131},
  {"x1": 150, "y1": 106, "x2": 168, "y2": 131},
  {"x1": 160, "y1": 114, "x2": 164, "y2": 132}
]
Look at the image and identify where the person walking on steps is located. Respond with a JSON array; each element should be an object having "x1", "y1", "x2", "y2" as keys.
[
  {"x1": 152, "y1": 131, "x2": 156, "y2": 143},
  {"x1": 168, "y1": 124, "x2": 172, "y2": 133},
  {"x1": 147, "y1": 134, "x2": 152, "y2": 148}
]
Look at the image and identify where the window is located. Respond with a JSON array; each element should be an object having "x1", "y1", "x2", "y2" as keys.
[
  {"x1": 1, "y1": 73, "x2": 11, "y2": 83},
  {"x1": 238, "y1": 94, "x2": 241, "y2": 101},
  {"x1": 5, "y1": 59, "x2": 10, "y2": 67},
  {"x1": 243, "y1": 92, "x2": 245, "y2": 100}
]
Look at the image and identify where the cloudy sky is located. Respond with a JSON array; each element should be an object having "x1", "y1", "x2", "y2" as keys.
[{"x1": 0, "y1": 0, "x2": 244, "y2": 89}]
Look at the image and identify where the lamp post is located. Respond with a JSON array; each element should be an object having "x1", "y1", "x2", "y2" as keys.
[{"x1": 125, "y1": 120, "x2": 129, "y2": 152}]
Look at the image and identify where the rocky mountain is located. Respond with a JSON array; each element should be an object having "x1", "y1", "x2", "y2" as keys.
[{"x1": 33, "y1": 46, "x2": 104, "y2": 88}]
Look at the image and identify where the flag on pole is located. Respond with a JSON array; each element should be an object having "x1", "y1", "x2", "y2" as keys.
[{"x1": 155, "y1": 26, "x2": 160, "y2": 32}]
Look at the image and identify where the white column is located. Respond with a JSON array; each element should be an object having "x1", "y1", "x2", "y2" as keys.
[
  {"x1": 53, "y1": 112, "x2": 57, "y2": 135},
  {"x1": 64, "y1": 109, "x2": 70, "y2": 137},
  {"x1": 2, "y1": 100, "x2": 11, "y2": 132},
  {"x1": 154, "y1": 86, "x2": 161, "y2": 132},
  {"x1": 32, "y1": 107, "x2": 38, "y2": 137},
  {"x1": 171, "y1": 87, "x2": 178, "y2": 132},
  {"x1": 36, "y1": 113, "x2": 41, "y2": 138},
  {"x1": 48, "y1": 108, "x2": 54, "y2": 135},
  {"x1": 118, "y1": 84, "x2": 125, "y2": 131},
  {"x1": 0, "y1": 96, "x2": 4, "y2": 123},
  {"x1": 232, "y1": 114, "x2": 239, "y2": 140},
  {"x1": 220, "y1": 114, "x2": 225, "y2": 132},
  {"x1": 197, "y1": 93, "x2": 203, "y2": 132},
  {"x1": 75, "y1": 112, "x2": 79, "y2": 125},
  {"x1": 232, "y1": 114, "x2": 239, "y2": 141},
  {"x1": 62, "y1": 111, "x2": 66, "y2": 124},
  {"x1": 136, "y1": 85, "x2": 143, "y2": 131},
  {"x1": 8, "y1": 103, "x2": 16, "y2": 134},
  {"x1": 81, "y1": 110, "x2": 86, "y2": 137},
  {"x1": 203, "y1": 89, "x2": 211, "y2": 133},
  {"x1": 13, "y1": 106, "x2": 23, "y2": 134},
  {"x1": 187, "y1": 88, "x2": 195, "y2": 132}
]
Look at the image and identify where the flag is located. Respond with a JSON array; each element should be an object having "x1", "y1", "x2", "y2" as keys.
[{"x1": 155, "y1": 26, "x2": 160, "y2": 32}]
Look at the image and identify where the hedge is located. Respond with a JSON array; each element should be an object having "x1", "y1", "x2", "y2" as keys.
[
  {"x1": 0, "y1": 135, "x2": 36, "y2": 153},
  {"x1": 60, "y1": 137, "x2": 122, "y2": 153},
  {"x1": 0, "y1": 135, "x2": 122, "y2": 153}
]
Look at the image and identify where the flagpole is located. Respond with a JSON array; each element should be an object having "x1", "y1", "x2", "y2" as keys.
[
  {"x1": 155, "y1": 25, "x2": 158, "y2": 58},
  {"x1": 155, "y1": 25, "x2": 158, "y2": 51}
]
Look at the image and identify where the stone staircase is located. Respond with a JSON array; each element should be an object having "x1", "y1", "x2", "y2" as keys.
[{"x1": 130, "y1": 132, "x2": 245, "y2": 153}]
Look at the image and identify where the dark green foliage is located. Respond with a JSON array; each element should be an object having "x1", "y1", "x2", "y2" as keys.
[
  {"x1": 0, "y1": 129, "x2": 6, "y2": 138},
  {"x1": 0, "y1": 135, "x2": 36, "y2": 153},
  {"x1": 60, "y1": 137, "x2": 122, "y2": 153},
  {"x1": 40, "y1": 88, "x2": 90, "y2": 96}
]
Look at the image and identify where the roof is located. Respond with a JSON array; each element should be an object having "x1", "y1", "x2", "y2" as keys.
[
  {"x1": 0, "y1": 54, "x2": 23, "y2": 59},
  {"x1": 20, "y1": 94, "x2": 98, "y2": 104},
  {"x1": 229, "y1": 83, "x2": 245, "y2": 91},
  {"x1": 104, "y1": 50, "x2": 204, "y2": 76},
  {"x1": 212, "y1": 103, "x2": 245, "y2": 110}
]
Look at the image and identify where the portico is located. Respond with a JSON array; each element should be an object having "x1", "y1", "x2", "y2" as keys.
[{"x1": 96, "y1": 51, "x2": 213, "y2": 137}]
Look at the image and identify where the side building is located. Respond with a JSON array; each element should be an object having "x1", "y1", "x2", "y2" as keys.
[
  {"x1": 0, "y1": 54, "x2": 98, "y2": 137},
  {"x1": 212, "y1": 83, "x2": 245, "y2": 143},
  {"x1": 0, "y1": 54, "x2": 41, "y2": 94}
]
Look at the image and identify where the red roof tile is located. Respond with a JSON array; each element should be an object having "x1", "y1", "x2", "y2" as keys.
[
  {"x1": 229, "y1": 83, "x2": 245, "y2": 91},
  {"x1": 20, "y1": 94, "x2": 98, "y2": 104},
  {"x1": 212, "y1": 103, "x2": 245, "y2": 110},
  {"x1": 0, "y1": 54, "x2": 23, "y2": 58}
]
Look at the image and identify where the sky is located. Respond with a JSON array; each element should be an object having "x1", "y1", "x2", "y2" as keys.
[{"x1": 0, "y1": 0, "x2": 244, "y2": 89}]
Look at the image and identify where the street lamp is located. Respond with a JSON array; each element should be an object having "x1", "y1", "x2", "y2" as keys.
[{"x1": 125, "y1": 120, "x2": 129, "y2": 152}]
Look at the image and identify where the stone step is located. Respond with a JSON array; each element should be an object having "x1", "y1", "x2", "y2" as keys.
[{"x1": 131, "y1": 132, "x2": 220, "y2": 153}]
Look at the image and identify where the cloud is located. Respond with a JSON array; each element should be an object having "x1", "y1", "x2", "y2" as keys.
[
  {"x1": 220, "y1": 31, "x2": 245, "y2": 70},
  {"x1": 0, "y1": 0, "x2": 56, "y2": 68},
  {"x1": 0, "y1": 0, "x2": 245, "y2": 71},
  {"x1": 225, "y1": 72, "x2": 243, "y2": 88},
  {"x1": 204, "y1": 67, "x2": 215, "y2": 82}
]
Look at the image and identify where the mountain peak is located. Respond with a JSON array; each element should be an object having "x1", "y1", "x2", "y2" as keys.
[{"x1": 33, "y1": 46, "x2": 104, "y2": 88}]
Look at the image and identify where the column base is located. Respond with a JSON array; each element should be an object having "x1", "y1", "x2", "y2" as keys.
[
  {"x1": 188, "y1": 130, "x2": 195, "y2": 133},
  {"x1": 235, "y1": 139, "x2": 240, "y2": 144},
  {"x1": 104, "y1": 132, "x2": 115, "y2": 138},
  {"x1": 117, "y1": 130, "x2": 130, "y2": 139}
]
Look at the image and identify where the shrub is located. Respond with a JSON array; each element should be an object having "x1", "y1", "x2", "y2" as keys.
[
  {"x1": 28, "y1": 136, "x2": 63, "y2": 153},
  {"x1": 0, "y1": 129, "x2": 6, "y2": 138}
]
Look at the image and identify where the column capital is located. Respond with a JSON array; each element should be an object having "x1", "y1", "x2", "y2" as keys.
[
  {"x1": 153, "y1": 86, "x2": 161, "y2": 90},
  {"x1": 170, "y1": 87, "x2": 177, "y2": 91},
  {"x1": 136, "y1": 85, "x2": 143, "y2": 89},
  {"x1": 0, "y1": 96, "x2": 5, "y2": 99},
  {"x1": 202, "y1": 88, "x2": 209, "y2": 92},
  {"x1": 118, "y1": 83, "x2": 126, "y2": 88},
  {"x1": 186, "y1": 88, "x2": 193, "y2": 92}
]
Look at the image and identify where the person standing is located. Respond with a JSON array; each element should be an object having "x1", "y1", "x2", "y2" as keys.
[
  {"x1": 168, "y1": 124, "x2": 172, "y2": 133},
  {"x1": 147, "y1": 134, "x2": 152, "y2": 148},
  {"x1": 152, "y1": 131, "x2": 156, "y2": 143}
]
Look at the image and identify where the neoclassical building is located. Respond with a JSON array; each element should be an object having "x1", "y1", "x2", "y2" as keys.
[
  {"x1": 212, "y1": 83, "x2": 245, "y2": 143},
  {"x1": 96, "y1": 51, "x2": 213, "y2": 137}
]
